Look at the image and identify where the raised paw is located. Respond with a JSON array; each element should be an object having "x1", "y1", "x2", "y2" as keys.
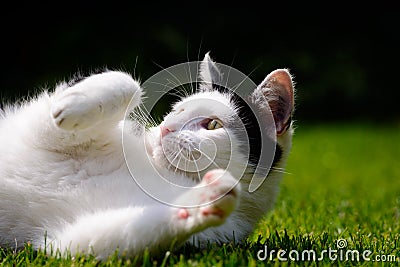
[
  {"x1": 51, "y1": 91, "x2": 100, "y2": 130},
  {"x1": 176, "y1": 169, "x2": 241, "y2": 231},
  {"x1": 51, "y1": 71, "x2": 142, "y2": 130}
]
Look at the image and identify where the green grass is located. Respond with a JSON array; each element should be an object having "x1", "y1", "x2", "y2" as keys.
[{"x1": 1, "y1": 123, "x2": 399, "y2": 266}]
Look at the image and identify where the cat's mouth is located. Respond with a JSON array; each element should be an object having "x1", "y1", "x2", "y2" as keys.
[{"x1": 161, "y1": 136, "x2": 200, "y2": 164}]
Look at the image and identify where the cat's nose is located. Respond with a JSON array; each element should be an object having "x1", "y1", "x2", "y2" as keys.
[{"x1": 160, "y1": 125, "x2": 173, "y2": 138}]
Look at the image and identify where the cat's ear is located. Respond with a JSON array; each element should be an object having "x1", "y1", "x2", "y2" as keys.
[
  {"x1": 199, "y1": 52, "x2": 223, "y2": 91},
  {"x1": 253, "y1": 69, "x2": 295, "y2": 135}
]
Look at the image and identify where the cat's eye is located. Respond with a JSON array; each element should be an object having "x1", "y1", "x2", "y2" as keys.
[{"x1": 206, "y1": 119, "x2": 223, "y2": 130}]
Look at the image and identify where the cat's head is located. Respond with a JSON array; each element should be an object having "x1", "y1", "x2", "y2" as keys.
[{"x1": 148, "y1": 53, "x2": 295, "y2": 185}]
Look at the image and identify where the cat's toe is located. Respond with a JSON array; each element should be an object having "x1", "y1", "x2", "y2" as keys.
[
  {"x1": 178, "y1": 169, "x2": 240, "y2": 231},
  {"x1": 51, "y1": 92, "x2": 100, "y2": 130},
  {"x1": 201, "y1": 169, "x2": 240, "y2": 202},
  {"x1": 199, "y1": 187, "x2": 239, "y2": 226}
]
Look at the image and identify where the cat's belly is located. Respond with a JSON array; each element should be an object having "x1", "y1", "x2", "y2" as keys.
[{"x1": 0, "y1": 148, "x2": 154, "y2": 243}]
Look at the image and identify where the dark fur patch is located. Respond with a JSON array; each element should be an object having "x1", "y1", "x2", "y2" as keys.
[
  {"x1": 230, "y1": 92, "x2": 263, "y2": 168},
  {"x1": 217, "y1": 85, "x2": 283, "y2": 173},
  {"x1": 211, "y1": 84, "x2": 264, "y2": 168},
  {"x1": 272, "y1": 144, "x2": 282, "y2": 168}
]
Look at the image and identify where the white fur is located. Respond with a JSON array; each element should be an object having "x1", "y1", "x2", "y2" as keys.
[{"x1": 0, "y1": 58, "x2": 294, "y2": 259}]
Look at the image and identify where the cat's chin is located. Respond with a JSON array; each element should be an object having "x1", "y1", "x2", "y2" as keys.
[
  {"x1": 147, "y1": 143, "x2": 210, "y2": 183},
  {"x1": 144, "y1": 128, "x2": 173, "y2": 172}
]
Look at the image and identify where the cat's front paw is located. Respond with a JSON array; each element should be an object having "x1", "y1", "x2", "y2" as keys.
[{"x1": 177, "y1": 169, "x2": 240, "y2": 231}]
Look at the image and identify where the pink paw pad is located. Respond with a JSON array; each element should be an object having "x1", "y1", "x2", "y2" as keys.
[
  {"x1": 203, "y1": 171, "x2": 221, "y2": 185},
  {"x1": 201, "y1": 207, "x2": 224, "y2": 217},
  {"x1": 178, "y1": 208, "x2": 189, "y2": 219}
]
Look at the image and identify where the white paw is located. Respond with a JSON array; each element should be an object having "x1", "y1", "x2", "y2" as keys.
[
  {"x1": 52, "y1": 91, "x2": 100, "y2": 130},
  {"x1": 51, "y1": 71, "x2": 142, "y2": 131},
  {"x1": 177, "y1": 169, "x2": 240, "y2": 230}
]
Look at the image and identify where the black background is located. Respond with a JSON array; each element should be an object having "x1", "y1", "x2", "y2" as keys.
[{"x1": 1, "y1": 3, "x2": 399, "y2": 123}]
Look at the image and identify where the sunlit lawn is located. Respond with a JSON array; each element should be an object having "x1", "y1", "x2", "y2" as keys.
[
  {"x1": 1, "y1": 123, "x2": 399, "y2": 266},
  {"x1": 252, "y1": 122, "x2": 400, "y2": 266}
]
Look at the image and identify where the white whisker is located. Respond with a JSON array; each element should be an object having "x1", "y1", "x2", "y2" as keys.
[
  {"x1": 191, "y1": 147, "x2": 221, "y2": 169},
  {"x1": 151, "y1": 61, "x2": 190, "y2": 97},
  {"x1": 189, "y1": 147, "x2": 202, "y2": 182},
  {"x1": 270, "y1": 167, "x2": 292, "y2": 175},
  {"x1": 129, "y1": 105, "x2": 159, "y2": 129},
  {"x1": 174, "y1": 153, "x2": 183, "y2": 174},
  {"x1": 224, "y1": 52, "x2": 237, "y2": 90},
  {"x1": 169, "y1": 146, "x2": 184, "y2": 166},
  {"x1": 133, "y1": 55, "x2": 139, "y2": 81},
  {"x1": 230, "y1": 64, "x2": 260, "y2": 92}
]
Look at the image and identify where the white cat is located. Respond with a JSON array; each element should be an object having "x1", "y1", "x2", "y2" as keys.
[{"x1": 0, "y1": 53, "x2": 295, "y2": 259}]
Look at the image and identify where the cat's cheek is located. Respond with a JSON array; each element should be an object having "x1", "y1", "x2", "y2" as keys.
[{"x1": 151, "y1": 146, "x2": 169, "y2": 169}]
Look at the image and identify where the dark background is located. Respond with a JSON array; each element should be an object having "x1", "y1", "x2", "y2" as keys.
[{"x1": 1, "y1": 4, "x2": 399, "y2": 123}]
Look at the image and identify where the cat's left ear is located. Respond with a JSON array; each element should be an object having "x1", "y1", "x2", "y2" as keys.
[
  {"x1": 252, "y1": 69, "x2": 295, "y2": 136},
  {"x1": 199, "y1": 52, "x2": 223, "y2": 91}
]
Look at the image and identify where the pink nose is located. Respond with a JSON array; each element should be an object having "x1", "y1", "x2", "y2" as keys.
[{"x1": 160, "y1": 125, "x2": 173, "y2": 138}]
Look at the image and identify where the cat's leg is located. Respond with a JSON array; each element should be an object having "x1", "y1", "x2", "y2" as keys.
[
  {"x1": 51, "y1": 71, "x2": 141, "y2": 131},
  {"x1": 50, "y1": 169, "x2": 239, "y2": 259}
]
